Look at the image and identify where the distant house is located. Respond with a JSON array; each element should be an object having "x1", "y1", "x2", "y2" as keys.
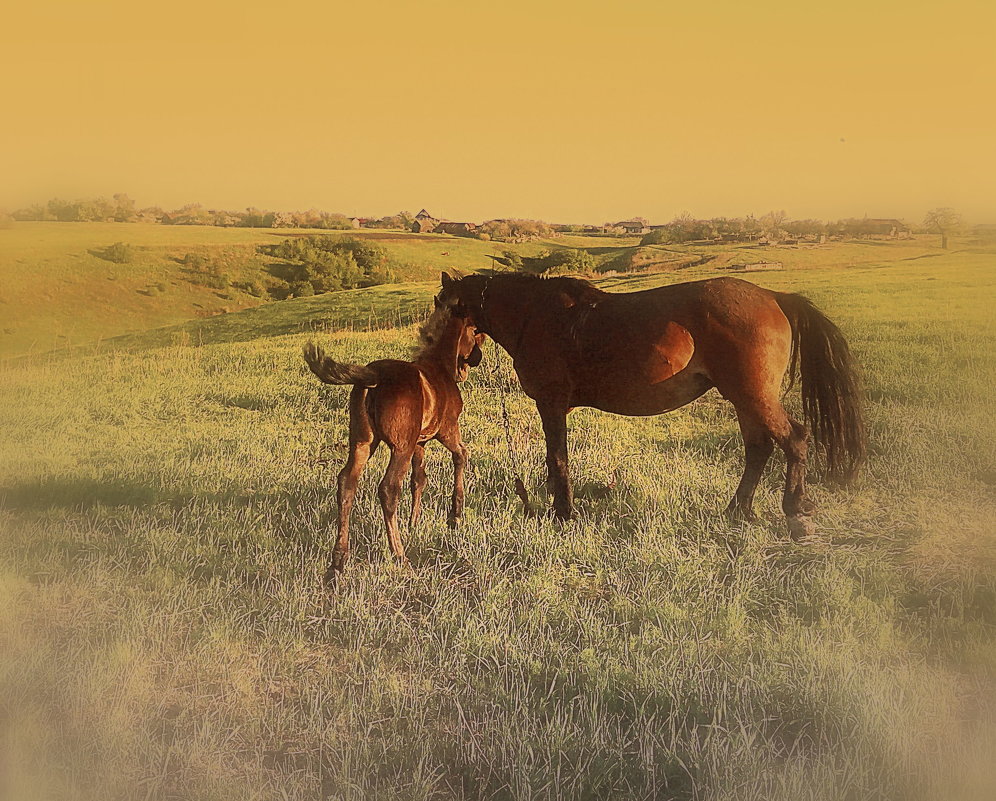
[
  {"x1": 411, "y1": 209, "x2": 440, "y2": 233},
  {"x1": 611, "y1": 219, "x2": 649, "y2": 235},
  {"x1": 348, "y1": 217, "x2": 365, "y2": 228},
  {"x1": 435, "y1": 221, "x2": 477, "y2": 236},
  {"x1": 839, "y1": 218, "x2": 911, "y2": 238},
  {"x1": 973, "y1": 223, "x2": 996, "y2": 241}
]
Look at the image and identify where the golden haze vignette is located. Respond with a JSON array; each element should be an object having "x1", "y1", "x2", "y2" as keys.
[{"x1": 1, "y1": 2, "x2": 995, "y2": 800}]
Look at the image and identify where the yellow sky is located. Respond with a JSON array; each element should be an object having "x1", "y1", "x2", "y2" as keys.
[{"x1": 2, "y1": 0, "x2": 993, "y2": 223}]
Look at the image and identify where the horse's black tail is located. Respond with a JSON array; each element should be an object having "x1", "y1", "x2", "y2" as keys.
[
  {"x1": 775, "y1": 293, "x2": 866, "y2": 483},
  {"x1": 302, "y1": 342, "x2": 378, "y2": 387}
]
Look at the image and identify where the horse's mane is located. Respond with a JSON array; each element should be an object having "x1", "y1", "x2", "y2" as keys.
[{"x1": 488, "y1": 272, "x2": 602, "y2": 306}]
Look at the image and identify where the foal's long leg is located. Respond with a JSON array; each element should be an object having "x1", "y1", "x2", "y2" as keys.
[
  {"x1": 329, "y1": 387, "x2": 377, "y2": 583},
  {"x1": 379, "y1": 445, "x2": 415, "y2": 565},
  {"x1": 537, "y1": 402, "x2": 573, "y2": 520},
  {"x1": 332, "y1": 437, "x2": 376, "y2": 580},
  {"x1": 438, "y1": 429, "x2": 468, "y2": 528},
  {"x1": 409, "y1": 444, "x2": 427, "y2": 528}
]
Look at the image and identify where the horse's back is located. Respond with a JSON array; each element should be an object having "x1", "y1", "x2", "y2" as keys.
[{"x1": 563, "y1": 277, "x2": 792, "y2": 414}]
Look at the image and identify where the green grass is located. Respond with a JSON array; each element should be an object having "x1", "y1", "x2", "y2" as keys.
[{"x1": 1, "y1": 245, "x2": 995, "y2": 800}]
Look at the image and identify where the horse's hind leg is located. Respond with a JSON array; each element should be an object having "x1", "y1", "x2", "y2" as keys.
[
  {"x1": 731, "y1": 399, "x2": 815, "y2": 540},
  {"x1": 409, "y1": 444, "x2": 427, "y2": 528},
  {"x1": 379, "y1": 445, "x2": 415, "y2": 566},
  {"x1": 777, "y1": 415, "x2": 816, "y2": 541},
  {"x1": 726, "y1": 412, "x2": 775, "y2": 522}
]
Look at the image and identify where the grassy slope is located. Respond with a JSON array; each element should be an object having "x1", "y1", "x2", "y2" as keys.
[
  {"x1": 0, "y1": 222, "x2": 526, "y2": 357},
  {"x1": 2, "y1": 248, "x2": 995, "y2": 800}
]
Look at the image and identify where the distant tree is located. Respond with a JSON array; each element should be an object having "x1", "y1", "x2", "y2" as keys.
[
  {"x1": 12, "y1": 203, "x2": 46, "y2": 221},
  {"x1": 479, "y1": 219, "x2": 554, "y2": 242},
  {"x1": 166, "y1": 204, "x2": 212, "y2": 226},
  {"x1": 922, "y1": 207, "x2": 963, "y2": 249},
  {"x1": 759, "y1": 210, "x2": 788, "y2": 242},
  {"x1": 112, "y1": 193, "x2": 137, "y2": 222},
  {"x1": 783, "y1": 218, "x2": 826, "y2": 237},
  {"x1": 46, "y1": 198, "x2": 80, "y2": 222},
  {"x1": 640, "y1": 213, "x2": 713, "y2": 245}
]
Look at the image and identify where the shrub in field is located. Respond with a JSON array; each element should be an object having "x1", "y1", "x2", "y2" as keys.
[
  {"x1": 233, "y1": 278, "x2": 267, "y2": 297},
  {"x1": 100, "y1": 241, "x2": 134, "y2": 263},
  {"x1": 259, "y1": 235, "x2": 397, "y2": 294},
  {"x1": 182, "y1": 254, "x2": 229, "y2": 289},
  {"x1": 516, "y1": 247, "x2": 595, "y2": 275},
  {"x1": 289, "y1": 280, "x2": 315, "y2": 297},
  {"x1": 181, "y1": 252, "x2": 206, "y2": 270}
]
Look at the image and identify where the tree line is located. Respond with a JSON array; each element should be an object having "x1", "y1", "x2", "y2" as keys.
[
  {"x1": 3, "y1": 195, "x2": 968, "y2": 250},
  {"x1": 6, "y1": 195, "x2": 413, "y2": 231},
  {"x1": 641, "y1": 209, "x2": 967, "y2": 247}
]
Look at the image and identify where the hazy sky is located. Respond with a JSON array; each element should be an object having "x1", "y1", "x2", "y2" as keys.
[{"x1": 3, "y1": 0, "x2": 993, "y2": 223}]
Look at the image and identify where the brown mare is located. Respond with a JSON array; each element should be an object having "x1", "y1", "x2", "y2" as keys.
[
  {"x1": 435, "y1": 271, "x2": 865, "y2": 538},
  {"x1": 303, "y1": 301, "x2": 485, "y2": 580}
]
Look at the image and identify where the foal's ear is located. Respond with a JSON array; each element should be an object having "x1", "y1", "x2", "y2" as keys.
[{"x1": 440, "y1": 271, "x2": 454, "y2": 290}]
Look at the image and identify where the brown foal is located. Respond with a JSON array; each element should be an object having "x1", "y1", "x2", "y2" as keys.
[
  {"x1": 304, "y1": 299, "x2": 484, "y2": 581},
  {"x1": 436, "y1": 271, "x2": 865, "y2": 539}
]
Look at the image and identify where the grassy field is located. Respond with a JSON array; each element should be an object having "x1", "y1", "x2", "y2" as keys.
[{"x1": 1, "y1": 240, "x2": 995, "y2": 799}]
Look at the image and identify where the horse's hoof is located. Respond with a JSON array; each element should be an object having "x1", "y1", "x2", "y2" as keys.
[
  {"x1": 787, "y1": 514, "x2": 819, "y2": 543},
  {"x1": 447, "y1": 516, "x2": 460, "y2": 529}
]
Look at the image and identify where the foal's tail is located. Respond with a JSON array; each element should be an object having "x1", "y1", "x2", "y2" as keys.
[
  {"x1": 775, "y1": 293, "x2": 866, "y2": 483},
  {"x1": 302, "y1": 342, "x2": 378, "y2": 387}
]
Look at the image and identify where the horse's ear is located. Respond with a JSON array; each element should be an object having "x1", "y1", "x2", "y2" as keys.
[{"x1": 440, "y1": 272, "x2": 454, "y2": 290}]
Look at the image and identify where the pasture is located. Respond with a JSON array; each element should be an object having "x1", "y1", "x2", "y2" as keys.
[{"x1": 1, "y1": 242, "x2": 995, "y2": 799}]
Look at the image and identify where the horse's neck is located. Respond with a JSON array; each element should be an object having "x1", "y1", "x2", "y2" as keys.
[{"x1": 485, "y1": 281, "x2": 542, "y2": 358}]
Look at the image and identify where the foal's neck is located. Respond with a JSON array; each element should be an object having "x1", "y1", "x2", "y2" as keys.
[{"x1": 415, "y1": 318, "x2": 463, "y2": 379}]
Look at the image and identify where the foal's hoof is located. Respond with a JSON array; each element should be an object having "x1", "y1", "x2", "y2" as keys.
[
  {"x1": 323, "y1": 564, "x2": 341, "y2": 588},
  {"x1": 787, "y1": 514, "x2": 819, "y2": 543},
  {"x1": 725, "y1": 505, "x2": 758, "y2": 524},
  {"x1": 324, "y1": 552, "x2": 348, "y2": 588},
  {"x1": 447, "y1": 515, "x2": 460, "y2": 529}
]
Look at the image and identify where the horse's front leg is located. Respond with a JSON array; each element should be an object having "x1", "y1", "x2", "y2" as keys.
[{"x1": 537, "y1": 402, "x2": 573, "y2": 520}]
